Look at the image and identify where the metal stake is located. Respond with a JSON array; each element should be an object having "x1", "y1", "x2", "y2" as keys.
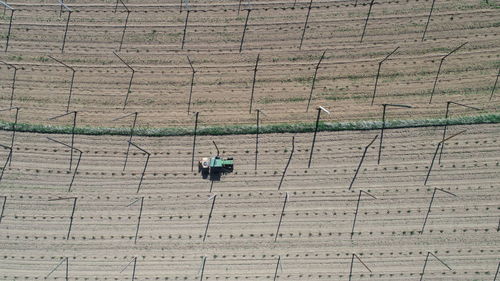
[
  {"x1": 273, "y1": 255, "x2": 281, "y2": 281},
  {"x1": 113, "y1": 51, "x2": 135, "y2": 109},
  {"x1": 349, "y1": 253, "x2": 373, "y2": 281},
  {"x1": 0, "y1": 61, "x2": 17, "y2": 108},
  {"x1": 419, "y1": 252, "x2": 452, "y2": 281},
  {"x1": 377, "y1": 103, "x2": 411, "y2": 164},
  {"x1": 490, "y1": 68, "x2": 499, "y2": 101},
  {"x1": 0, "y1": 195, "x2": 6, "y2": 224},
  {"x1": 187, "y1": 56, "x2": 196, "y2": 114},
  {"x1": 181, "y1": 11, "x2": 190, "y2": 49},
  {"x1": 48, "y1": 56, "x2": 76, "y2": 112}
]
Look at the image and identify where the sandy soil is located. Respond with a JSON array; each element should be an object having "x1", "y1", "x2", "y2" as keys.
[{"x1": 0, "y1": 123, "x2": 498, "y2": 279}]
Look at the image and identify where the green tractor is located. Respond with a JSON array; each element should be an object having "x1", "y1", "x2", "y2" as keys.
[{"x1": 198, "y1": 141, "x2": 234, "y2": 181}]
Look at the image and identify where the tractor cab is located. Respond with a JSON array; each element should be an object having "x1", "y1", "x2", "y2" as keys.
[{"x1": 198, "y1": 142, "x2": 234, "y2": 181}]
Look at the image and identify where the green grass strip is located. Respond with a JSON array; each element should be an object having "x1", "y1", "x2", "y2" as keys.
[{"x1": 0, "y1": 114, "x2": 498, "y2": 137}]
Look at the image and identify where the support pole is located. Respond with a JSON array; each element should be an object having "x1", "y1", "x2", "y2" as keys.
[
  {"x1": 111, "y1": 112, "x2": 139, "y2": 171},
  {"x1": 490, "y1": 68, "x2": 499, "y2": 101},
  {"x1": 255, "y1": 109, "x2": 260, "y2": 170},
  {"x1": 46, "y1": 137, "x2": 82, "y2": 191},
  {"x1": 419, "y1": 252, "x2": 452, "y2": 281},
  {"x1": 239, "y1": 9, "x2": 251, "y2": 53},
  {"x1": 308, "y1": 108, "x2": 321, "y2": 168},
  {"x1": 349, "y1": 253, "x2": 373, "y2": 281},
  {"x1": 377, "y1": 103, "x2": 411, "y2": 164},
  {"x1": 113, "y1": 51, "x2": 135, "y2": 109},
  {"x1": 429, "y1": 42, "x2": 467, "y2": 104},
  {"x1": 191, "y1": 112, "x2": 199, "y2": 172},
  {"x1": 128, "y1": 141, "x2": 150, "y2": 193},
  {"x1": 299, "y1": 0, "x2": 313, "y2": 50},
  {"x1": 306, "y1": 49, "x2": 326, "y2": 112},
  {"x1": 0, "y1": 143, "x2": 12, "y2": 182},
  {"x1": 48, "y1": 197, "x2": 77, "y2": 239},
  {"x1": 0, "y1": 106, "x2": 18, "y2": 167},
  {"x1": 199, "y1": 256, "x2": 207, "y2": 281},
  {"x1": 115, "y1": 0, "x2": 131, "y2": 52},
  {"x1": 0, "y1": 1, "x2": 15, "y2": 52},
  {"x1": 438, "y1": 102, "x2": 479, "y2": 164},
  {"x1": 49, "y1": 111, "x2": 77, "y2": 171},
  {"x1": 274, "y1": 192, "x2": 288, "y2": 242},
  {"x1": 181, "y1": 11, "x2": 190, "y2": 50},
  {"x1": 360, "y1": 0, "x2": 374, "y2": 43},
  {"x1": 421, "y1": 0, "x2": 436, "y2": 41},
  {"x1": 134, "y1": 197, "x2": 144, "y2": 244},
  {"x1": 58, "y1": 1, "x2": 73, "y2": 53},
  {"x1": 421, "y1": 188, "x2": 457, "y2": 233},
  {"x1": 203, "y1": 194, "x2": 216, "y2": 242},
  {"x1": 187, "y1": 56, "x2": 196, "y2": 114},
  {"x1": 278, "y1": 136, "x2": 295, "y2": 190},
  {"x1": 273, "y1": 255, "x2": 281, "y2": 281},
  {"x1": 308, "y1": 106, "x2": 331, "y2": 168},
  {"x1": 0, "y1": 195, "x2": 6, "y2": 224},
  {"x1": 351, "y1": 190, "x2": 376, "y2": 239},
  {"x1": 48, "y1": 56, "x2": 76, "y2": 112},
  {"x1": 249, "y1": 54, "x2": 260, "y2": 114},
  {"x1": 349, "y1": 135, "x2": 378, "y2": 190},
  {"x1": 424, "y1": 130, "x2": 466, "y2": 185},
  {"x1": 371, "y1": 46, "x2": 399, "y2": 106},
  {"x1": 46, "y1": 257, "x2": 69, "y2": 280},
  {"x1": 494, "y1": 262, "x2": 499, "y2": 281},
  {"x1": 0, "y1": 61, "x2": 17, "y2": 108}
]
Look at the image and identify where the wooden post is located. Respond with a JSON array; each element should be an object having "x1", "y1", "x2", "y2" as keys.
[
  {"x1": 419, "y1": 252, "x2": 452, "y2": 281},
  {"x1": 0, "y1": 61, "x2": 18, "y2": 108},
  {"x1": 181, "y1": 11, "x2": 190, "y2": 50},
  {"x1": 490, "y1": 68, "x2": 499, "y2": 101},
  {"x1": 421, "y1": 0, "x2": 436, "y2": 41},
  {"x1": 111, "y1": 112, "x2": 139, "y2": 171},
  {"x1": 424, "y1": 130, "x2": 466, "y2": 185},
  {"x1": 191, "y1": 112, "x2": 199, "y2": 172},
  {"x1": 115, "y1": 0, "x2": 131, "y2": 52},
  {"x1": 48, "y1": 197, "x2": 77, "y2": 239},
  {"x1": 351, "y1": 190, "x2": 376, "y2": 238},
  {"x1": 308, "y1": 106, "x2": 330, "y2": 168},
  {"x1": 274, "y1": 192, "x2": 288, "y2": 242},
  {"x1": 278, "y1": 136, "x2": 295, "y2": 190},
  {"x1": 199, "y1": 256, "x2": 207, "y2": 281},
  {"x1": 249, "y1": 54, "x2": 260, "y2": 114},
  {"x1": 58, "y1": 1, "x2": 72, "y2": 53},
  {"x1": 438, "y1": 101, "x2": 479, "y2": 164},
  {"x1": 0, "y1": 195, "x2": 6, "y2": 224},
  {"x1": 239, "y1": 9, "x2": 251, "y2": 53},
  {"x1": 299, "y1": 0, "x2": 313, "y2": 50},
  {"x1": 306, "y1": 49, "x2": 327, "y2": 112},
  {"x1": 48, "y1": 56, "x2": 76, "y2": 112},
  {"x1": 203, "y1": 194, "x2": 216, "y2": 242},
  {"x1": 429, "y1": 42, "x2": 467, "y2": 104},
  {"x1": 273, "y1": 255, "x2": 281, "y2": 281},
  {"x1": 349, "y1": 253, "x2": 372, "y2": 281},
  {"x1": 421, "y1": 188, "x2": 456, "y2": 234},
  {"x1": 349, "y1": 135, "x2": 378, "y2": 190},
  {"x1": 255, "y1": 109, "x2": 260, "y2": 170},
  {"x1": 377, "y1": 103, "x2": 411, "y2": 164},
  {"x1": 113, "y1": 51, "x2": 135, "y2": 109},
  {"x1": 371, "y1": 47, "x2": 399, "y2": 106},
  {"x1": 187, "y1": 56, "x2": 196, "y2": 114},
  {"x1": 360, "y1": 0, "x2": 374, "y2": 43},
  {"x1": 49, "y1": 111, "x2": 77, "y2": 171},
  {"x1": 128, "y1": 141, "x2": 151, "y2": 193},
  {"x1": 0, "y1": 1, "x2": 15, "y2": 52}
]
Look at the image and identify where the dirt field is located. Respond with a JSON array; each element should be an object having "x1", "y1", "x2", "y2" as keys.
[
  {"x1": 0, "y1": 123, "x2": 498, "y2": 279},
  {"x1": 0, "y1": 0, "x2": 498, "y2": 128}
]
